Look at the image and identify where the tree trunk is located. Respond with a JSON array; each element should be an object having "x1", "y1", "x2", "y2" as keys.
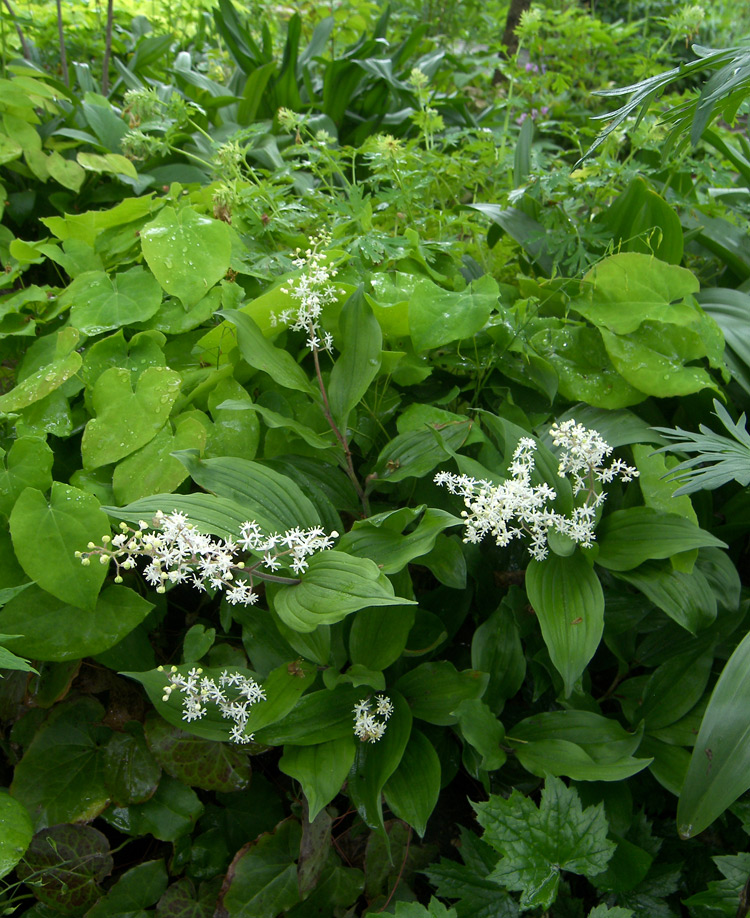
[{"x1": 502, "y1": 0, "x2": 533, "y2": 56}]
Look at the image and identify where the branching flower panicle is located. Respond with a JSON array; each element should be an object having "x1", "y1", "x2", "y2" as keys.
[
  {"x1": 160, "y1": 666, "x2": 266, "y2": 744},
  {"x1": 272, "y1": 232, "x2": 340, "y2": 351},
  {"x1": 353, "y1": 695, "x2": 394, "y2": 743},
  {"x1": 435, "y1": 421, "x2": 638, "y2": 560},
  {"x1": 76, "y1": 511, "x2": 337, "y2": 606}
]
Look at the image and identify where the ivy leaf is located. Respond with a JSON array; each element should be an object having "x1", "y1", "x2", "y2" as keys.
[{"x1": 473, "y1": 775, "x2": 616, "y2": 911}]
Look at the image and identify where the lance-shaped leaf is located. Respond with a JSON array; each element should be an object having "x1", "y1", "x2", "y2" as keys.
[
  {"x1": 328, "y1": 287, "x2": 382, "y2": 427},
  {"x1": 678, "y1": 631, "x2": 750, "y2": 838},
  {"x1": 526, "y1": 551, "x2": 604, "y2": 697},
  {"x1": 383, "y1": 729, "x2": 441, "y2": 837},
  {"x1": 279, "y1": 736, "x2": 357, "y2": 822}
]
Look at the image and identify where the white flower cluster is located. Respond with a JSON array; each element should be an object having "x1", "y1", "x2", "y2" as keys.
[
  {"x1": 159, "y1": 665, "x2": 266, "y2": 744},
  {"x1": 353, "y1": 695, "x2": 394, "y2": 743},
  {"x1": 76, "y1": 511, "x2": 337, "y2": 606},
  {"x1": 272, "y1": 232, "x2": 340, "y2": 351},
  {"x1": 435, "y1": 422, "x2": 638, "y2": 561}
]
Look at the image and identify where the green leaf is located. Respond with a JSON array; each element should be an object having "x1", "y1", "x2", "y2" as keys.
[
  {"x1": 587, "y1": 907, "x2": 635, "y2": 917},
  {"x1": 144, "y1": 715, "x2": 251, "y2": 792},
  {"x1": 394, "y1": 899, "x2": 458, "y2": 918},
  {"x1": 206, "y1": 376, "x2": 261, "y2": 459},
  {"x1": 141, "y1": 206, "x2": 232, "y2": 308},
  {"x1": 373, "y1": 419, "x2": 473, "y2": 484},
  {"x1": 471, "y1": 602, "x2": 526, "y2": 713},
  {"x1": 218, "y1": 818, "x2": 301, "y2": 918},
  {"x1": 219, "y1": 399, "x2": 334, "y2": 450},
  {"x1": 112, "y1": 417, "x2": 207, "y2": 504},
  {"x1": 46, "y1": 150, "x2": 85, "y2": 191},
  {"x1": 514, "y1": 739, "x2": 651, "y2": 782},
  {"x1": 328, "y1": 287, "x2": 382, "y2": 426},
  {"x1": 455, "y1": 699, "x2": 507, "y2": 772},
  {"x1": 396, "y1": 662, "x2": 488, "y2": 725},
  {"x1": 62, "y1": 267, "x2": 163, "y2": 335},
  {"x1": 531, "y1": 326, "x2": 644, "y2": 410},
  {"x1": 596, "y1": 508, "x2": 725, "y2": 572},
  {"x1": 349, "y1": 605, "x2": 416, "y2": 671},
  {"x1": 474, "y1": 775, "x2": 616, "y2": 910},
  {"x1": 638, "y1": 647, "x2": 713, "y2": 730},
  {"x1": 678, "y1": 630, "x2": 750, "y2": 837},
  {"x1": 0, "y1": 437, "x2": 53, "y2": 517},
  {"x1": 383, "y1": 729, "x2": 441, "y2": 836},
  {"x1": 16, "y1": 824, "x2": 112, "y2": 913},
  {"x1": 11, "y1": 697, "x2": 111, "y2": 829},
  {"x1": 271, "y1": 551, "x2": 413, "y2": 633},
  {"x1": 0, "y1": 793, "x2": 33, "y2": 880},
  {"x1": 601, "y1": 177, "x2": 683, "y2": 264},
  {"x1": 409, "y1": 275, "x2": 498, "y2": 352},
  {"x1": 86, "y1": 860, "x2": 168, "y2": 918},
  {"x1": 601, "y1": 321, "x2": 721, "y2": 398},
  {"x1": 683, "y1": 852, "x2": 750, "y2": 915},
  {"x1": 279, "y1": 736, "x2": 356, "y2": 822},
  {"x1": 107, "y1": 492, "x2": 258, "y2": 542},
  {"x1": 106, "y1": 775, "x2": 203, "y2": 842},
  {"x1": 78, "y1": 151, "x2": 138, "y2": 179},
  {"x1": 525, "y1": 551, "x2": 604, "y2": 696},
  {"x1": 102, "y1": 730, "x2": 161, "y2": 806},
  {"x1": 614, "y1": 560, "x2": 716, "y2": 633},
  {"x1": 0, "y1": 583, "x2": 154, "y2": 661},
  {"x1": 576, "y1": 253, "x2": 699, "y2": 334},
  {"x1": 0, "y1": 348, "x2": 81, "y2": 413},
  {"x1": 9, "y1": 483, "x2": 111, "y2": 611},
  {"x1": 338, "y1": 506, "x2": 460, "y2": 574},
  {"x1": 426, "y1": 826, "x2": 517, "y2": 918},
  {"x1": 128, "y1": 662, "x2": 315, "y2": 743},
  {"x1": 348, "y1": 692, "x2": 412, "y2": 836},
  {"x1": 82, "y1": 366, "x2": 182, "y2": 469},
  {"x1": 173, "y1": 453, "x2": 320, "y2": 532},
  {"x1": 219, "y1": 309, "x2": 314, "y2": 393},
  {"x1": 253, "y1": 685, "x2": 364, "y2": 746}
]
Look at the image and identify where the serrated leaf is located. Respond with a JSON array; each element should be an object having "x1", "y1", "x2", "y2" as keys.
[{"x1": 474, "y1": 775, "x2": 616, "y2": 910}]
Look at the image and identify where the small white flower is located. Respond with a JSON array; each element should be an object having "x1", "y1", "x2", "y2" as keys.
[{"x1": 354, "y1": 695, "x2": 392, "y2": 743}]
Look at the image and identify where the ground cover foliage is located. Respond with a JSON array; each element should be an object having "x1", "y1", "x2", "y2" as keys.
[{"x1": 1, "y1": 0, "x2": 750, "y2": 914}]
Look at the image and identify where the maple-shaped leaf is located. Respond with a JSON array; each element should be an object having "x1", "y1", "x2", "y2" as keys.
[
  {"x1": 393, "y1": 897, "x2": 458, "y2": 917},
  {"x1": 473, "y1": 775, "x2": 616, "y2": 911},
  {"x1": 424, "y1": 827, "x2": 519, "y2": 918}
]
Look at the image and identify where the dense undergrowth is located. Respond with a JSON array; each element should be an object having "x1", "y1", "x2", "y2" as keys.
[{"x1": 1, "y1": 0, "x2": 750, "y2": 915}]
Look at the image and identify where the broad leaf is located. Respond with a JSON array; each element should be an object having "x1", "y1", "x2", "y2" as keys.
[
  {"x1": 383, "y1": 729, "x2": 441, "y2": 836},
  {"x1": 0, "y1": 793, "x2": 33, "y2": 880},
  {"x1": 63, "y1": 267, "x2": 162, "y2": 335},
  {"x1": 474, "y1": 775, "x2": 616, "y2": 910},
  {"x1": 525, "y1": 551, "x2": 604, "y2": 696},
  {"x1": 279, "y1": 736, "x2": 356, "y2": 822}
]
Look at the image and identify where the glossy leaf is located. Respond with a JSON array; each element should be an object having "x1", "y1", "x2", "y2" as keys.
[
  {"x1": 525, "y1": 551, "x2": 604, "y2": 696},
  {"x1": 63, "y1": 267, "x2": 162, "y2": 335},
  {"x1": 678, "y1": 631, "x2": 750, "y2": 837},
  {"x1": 0, "y1": 793, "x2": 33, "y2": 880},
  {"x1": 271, "y1": 551, "x2": 413, "y2": 632},
  {"x1": 141, "y1": 206, "x2": 231, "y2": 308},
  {"x1": 9, "y1": 483, "x2": 111, "y2": 611},
  {"x1": 279, "y1": 736, "x2": 357, "y2": 822},
  {"x1": 0, "y1": 583, "x2": 154, "y2": 661}
]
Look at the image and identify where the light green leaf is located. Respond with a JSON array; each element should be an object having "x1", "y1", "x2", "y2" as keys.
[
  {"x1": 219, "y1": 309, "x2": 314, "y2": 393},
  {"x1": 576, "y1": 253, "x2": 699, "y2": 334},
  {"x1": 271, "y1": 551, "x2": 413, "y2": 633},
  {"x1": 82, "y1": 366, "x2": 182, "y2": 469},
  {"x1": 77, "y1": 151, "x2": 138, "y2": 179},
  {"x1": 140, "y1": 206, "x2": 231, "y2": 308},
  {"x1": 525, "y1": 551, "x2": 604, "y2": 696},
  {"x1": 0, "y1": 437, "x2": 53, "y2": 517},
  {"x1": 409, "y1": 275, "x2": 498, "y2": 352},
  {"x1": 9, "y1": 483, "x2": 110, "y2": 611},
  {"x1": 46, "y1": 151, "x2": 85, "y2": 192},
  {"x1": 474, "y1": 775, "x2": 616, "y2": 911},
  {"x1": 328, "y1": 287, "x2": 382, "y2": 426},
  {"x1": 0, "y1": 793, "x2": 33, "y2": 880},
  {"x1": 217, "y1": 399, "x2": 333, "y2": 451},
  {"x1": 112, "y1": 417, "x2": 207, "y2": 504},
  {"x1": 373, "y1": 419, "x2": 473, "y2": 484},
  {"x1": 0, "y1": 348, "x2": 81, "y2": 414},
  {"x1": 62, "y1": 267, "x2": 162, "y2": 335},
  {"x1": 279, "y1": 736, "x2": 356, "y2": 822}
]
